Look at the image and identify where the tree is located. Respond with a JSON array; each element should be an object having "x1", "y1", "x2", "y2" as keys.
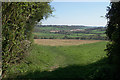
[
  {"x1": 105, "y1": 2, "x2": 120, "y2": 79},
  {"x1": 2, "y1": 2, "x2": 53, "y2": 77}
]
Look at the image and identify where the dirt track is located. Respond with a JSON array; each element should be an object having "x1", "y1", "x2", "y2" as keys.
[{"x1": 34, "y1": 39, "x2": 102, "y2": 46}]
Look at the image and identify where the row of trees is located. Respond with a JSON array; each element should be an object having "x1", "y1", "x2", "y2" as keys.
[
  {"x1": 2, "y1": 2, "x2": 53, "y2": 77},
  {"x1": 34, "y1": 35, "x2": 107, "y2": 40}
]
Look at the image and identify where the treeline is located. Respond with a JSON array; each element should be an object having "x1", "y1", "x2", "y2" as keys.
[
  {"x1": 36, "y1": 25, "x2": 90, "y2": 30},
  {"x1": 34, "y1": 35, "x2": 107, "y2": 40},
  {"x1": 36, "y1": 24, "x2": 86, "y2": 27},
  {"x1": 62, "y1": 35, "x2": 107, "y2": 40}
]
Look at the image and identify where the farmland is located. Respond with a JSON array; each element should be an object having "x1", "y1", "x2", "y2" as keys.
[
  {"x1": 6, "y1": 41, "x2": 112, "y2": 79},
  {"x1": 5, "y1": 25, "x2": 110, "y2": 79},
  {"x1": 2, "y1": 2, "x2": 118, "y2": 80},
  {"x1": 34, "y1": 39, "x2": 102, "y2": 46},
  {"x1": 33, "y1": 25, "x2": 107, "y2": 40}
]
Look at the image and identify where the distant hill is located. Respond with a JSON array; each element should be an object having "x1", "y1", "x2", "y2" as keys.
[{"x1": 33, "y1": 25, "x2": 107, "y2": 40}]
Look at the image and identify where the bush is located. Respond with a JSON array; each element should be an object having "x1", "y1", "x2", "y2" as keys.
[{"x1": 2, "y1": 2, "x2": 53, "y2": 77}]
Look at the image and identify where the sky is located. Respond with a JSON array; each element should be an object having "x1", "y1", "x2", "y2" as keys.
[{"x1": 41, "y1": 2, "x2": 110, "y2": 26}]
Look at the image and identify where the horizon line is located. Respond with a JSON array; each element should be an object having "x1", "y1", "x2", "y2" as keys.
[{"x1": 40, "y1": 24, "x2": 106, "y2": 27}]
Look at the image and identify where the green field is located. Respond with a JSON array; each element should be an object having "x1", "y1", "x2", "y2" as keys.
[
  {"x1": 6, "y1": 41, "x2": 112, "y2": 79},
  {"x1": 33, "y1": 26, "x2": 107, "y2": 40}
]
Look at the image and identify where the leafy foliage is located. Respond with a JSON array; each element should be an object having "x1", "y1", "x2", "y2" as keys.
[
  {"x1": 2, "y1": 2, "x2": 53, "y2": 77},
  {"x1": 105, "y1": 2, "x2": 120, "y2": 79}
]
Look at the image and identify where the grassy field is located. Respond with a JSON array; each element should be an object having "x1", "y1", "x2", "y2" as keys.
[
  {"x1": 34, "y1": 39, "x2": 102, "y2": 46},
  {"x1": 6, "y1": 40, "x2": 112, "y2": 79}
]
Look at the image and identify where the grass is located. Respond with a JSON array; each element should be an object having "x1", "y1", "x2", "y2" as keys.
[
  {"x1": 34, "y1": 39, "x2": 101, "y2": 46},
  {"x1": 101, "y1": 34, "x2": 106, "y2": 37},
  {"x1": 33, "y1": 32, "x2": 106, "y2": 39},
  {"x1": 91, "y1": 30, "x2": 105, "y2": 34},
  {"x1": 33, "y1": 32, "x2": 65, "y2": 38},
  {"x1": 6, "y1": 41, "x2": 112, "y2": 79}
]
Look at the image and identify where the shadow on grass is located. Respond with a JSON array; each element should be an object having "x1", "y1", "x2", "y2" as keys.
[{"x1": 8, "y1": 58, "x2": 113, "y2": 80}]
